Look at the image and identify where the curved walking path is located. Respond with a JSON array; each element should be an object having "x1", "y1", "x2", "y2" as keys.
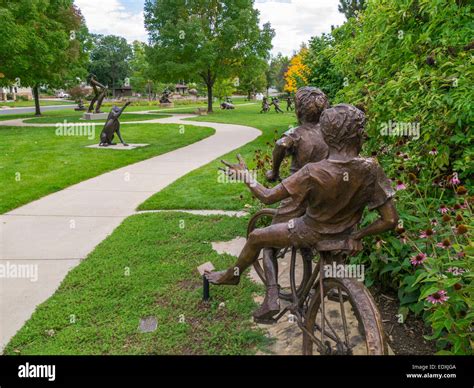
[{"x1": 0, "y1": 113, "x2": 261, "y2": 351}]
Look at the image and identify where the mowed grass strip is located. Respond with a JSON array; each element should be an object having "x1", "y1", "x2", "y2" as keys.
[
  {"x1": 23, "y1": 113, "x2": 171, "y2": 124},
  {"x1": 0, "y1": 122, "x2": 214, "y2": 214},
  {"x1": 138, "y1": 103, "x2": 296, "y2": 211},
  {"x1": 4, "y1": 212, "x2": 267, "y2": 355}
]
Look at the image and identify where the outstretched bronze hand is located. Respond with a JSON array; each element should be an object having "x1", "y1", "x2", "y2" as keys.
[{"x1": 220, "y1": 154, "x2": 249, "y2": 182}]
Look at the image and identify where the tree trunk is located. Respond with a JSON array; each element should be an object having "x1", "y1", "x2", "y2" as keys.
[
  {"x1": 33, "y1": 84, "x2": 41, "y2": 116},
  {"x1": 206, "y1": 82, "x2": 213, "y2": 113}
]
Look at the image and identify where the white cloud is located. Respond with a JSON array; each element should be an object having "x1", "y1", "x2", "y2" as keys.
[
  {"x1": 255, "y1": 0, "x2": 346, "y2": 56},
  {"x1": 74, "y1": 0, "x2": 147, "y2": 42}
]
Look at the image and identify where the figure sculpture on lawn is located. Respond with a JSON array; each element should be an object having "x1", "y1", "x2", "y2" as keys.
[
  {"x1": 87, "y1": 74, "x2": 107, "y2": 114},
  {"x1": 271, "y1": 97, "x2": 284, "y2": 113},
  {"x1": 205, "y1": 103, "x2": 398, "y2": 322},
  {"x1": 286, "y1": 95, "x2": 294, "y2": 111},
  {"x1": 260, "y1": 97, "x2": 270, "y2": 113},
  {"x1": 159, "y1": 89, "x2": 172, "y2": 104},
  {"x1": 99, "y1": 101, "x2": 131, "y2": 147}
]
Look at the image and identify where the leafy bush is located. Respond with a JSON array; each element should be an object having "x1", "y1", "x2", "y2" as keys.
[{"x1": 304, "y1": 0, "x2": 473, "y2": 354}]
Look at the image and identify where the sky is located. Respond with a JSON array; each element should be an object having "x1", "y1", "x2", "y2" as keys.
[{"x1": 74, "y1": 0, "x2": 346, "y2": 57}]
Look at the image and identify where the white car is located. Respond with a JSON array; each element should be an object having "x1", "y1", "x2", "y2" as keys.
[{"x1": 56, "y1": 91, "x2": 70, "y2": 98}]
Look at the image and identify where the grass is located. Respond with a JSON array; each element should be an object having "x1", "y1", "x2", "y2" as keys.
[
  {"x1": 24, "y1": 113, "x2": 170, "y2": 124},
  {"x1": 4, "y1": 212, "x2": 267, "y2": 355},
  {"x1": 0, "y1": 122, "x2": 214, "y2": 214},
  {"x1": 0, "y1": 99, "x2": 75, "y2": 108},
  {"x1": 138, "y1": 102, "x2": 296, "y2": 211}
]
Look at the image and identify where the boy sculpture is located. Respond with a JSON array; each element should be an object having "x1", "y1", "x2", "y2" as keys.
[
  {"x1": 206, "y1": 105, "x2": 399, "y2": 318},
  {"x1": 254, "y1": 86, "x2": 329, "y2": 321}
]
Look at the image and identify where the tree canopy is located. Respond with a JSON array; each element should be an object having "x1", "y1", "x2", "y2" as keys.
[
  {"x1": 0, "y1": 0, "x2": 89, "y2": 115},
  {"x1": 144, "y1": 0, "x2": 274, "y2": 111}
]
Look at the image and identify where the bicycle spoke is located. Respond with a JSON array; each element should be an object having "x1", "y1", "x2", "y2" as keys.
[{"x1": 338, "y1": 286, "x2": 350, "y2": 346}]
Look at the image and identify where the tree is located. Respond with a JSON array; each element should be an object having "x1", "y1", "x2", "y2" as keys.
[
  {"x1": 284, "y1": 48, "x2": 310, "y2": 93},
  {"x1": 144, "y1": 0, "x2": 274, "y2": 112},
  {"x1": 130, "y1": 41, "x2": 154, "y2": 97},
  {"x1": 338, "y1": 0, "x2": 366, "y2": 19},
  {"x1": 214, "y1": 78, "x2": 236, "y2": 100},
  {"x1": 88, "y1": 34, "x2": 133, "y2": 96},
  {"x1": 267, "y1": 53, "x2": 290, "y2": 93},
  {"x1": 238, "y1": 58, "x2": 268, "y2": 99},
  {"x1": 0, "y1": 0, "x2": 90, "y2": 115},
  {"x1": 304, "y1": 33, "x2": 344, "y2": 100}
]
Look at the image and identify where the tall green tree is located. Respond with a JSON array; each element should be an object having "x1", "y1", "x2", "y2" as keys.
[
  {"x1": 88, "y1": 34, "x2": 133, "y2": 96},
  {"x1": 338, "y1": 0, "x2": 366, "y2": 19},
  {"x1": 304, "y1": 33, "x2": 344, "y2": 100},
  {"x1": 144, "y1": 0, "x2": 274, "y2": 112},
  {"x1": 0, "y1": 0, "x2": 89, "y2": 115},
  {"x1": 238, "y1": 57, "x2": 268, "y2": 99},
  {"x1": 130, "y1": 41, "x2": 154, "y2": 97},
  {"x1": 267, "y1": 53, "x2": 289, "y2": 92}
]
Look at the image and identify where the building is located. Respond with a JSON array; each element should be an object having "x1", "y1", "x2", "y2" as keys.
[
  {"x1": 0, "y1": 86, "x2": 33, "y2": 101},
  {"x1": 113, "y1": 86, "x2": 133, "y2": 98}
]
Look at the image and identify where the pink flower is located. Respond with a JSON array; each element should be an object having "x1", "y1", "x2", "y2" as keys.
[
  {"x1": 427, "y1": 290, "x2": 449, "y2": 304},
  {"x1": 420, "y1": 228, "x2": 435, "y2": 238},
  {"x1": 429, "y1": 148, "x2": 438, "y2": 155},
  {"x1": 450, "y1": 175, "x2": 460, "y2": 185},
  {"x1": 395, "y1": 180, "x2": 406, "y2": 191},
  {"x1": 430, "y1": 219, "x2": 438, "y2": 226},
  {"x1": 438, "y1": 204, "x2": 448, "y2": 214},
  {"x1": 446, "y1": 267, "x2": 466, "y2": 276},
  {"x1": 410, "y1": 253, "x2": 427, "y2": 266},
  {"x1": 436, "y1": 239, "x2": 452, "y2": 250}
]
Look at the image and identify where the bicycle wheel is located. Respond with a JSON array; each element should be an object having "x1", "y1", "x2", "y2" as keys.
[
  {"x1": 302, "y1": 277, "x2": 386, "y2": 355},
  {"x1": 247, "y1": 209, "x2": 313, "y2": 301}
]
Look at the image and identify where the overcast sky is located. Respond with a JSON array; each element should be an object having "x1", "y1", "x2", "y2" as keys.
[{"x1": 74, "y1": 0, "x2": 346, "y2": 57}]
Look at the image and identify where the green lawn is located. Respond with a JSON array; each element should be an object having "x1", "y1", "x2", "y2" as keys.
[
  {"x1": 0, "y1": 122, "x2": 214, "y2": 214},
  {"x1": 0, "y1": 99, "x2": 75, "y2": 108},
  {"x1": 4, "y1": 212, "x2": 267, "y2": 355},
  {"x1": 24, "y1": 112, "x2": 170, "y2": 124},
  {"x1": 139, "y1": 103, "x2": 296, "y2": 211}
]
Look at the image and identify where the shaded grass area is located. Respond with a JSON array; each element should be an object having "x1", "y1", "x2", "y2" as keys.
[
  {"x1": 4, "y1": 212, "x2": 267, "y2": 355},
  {"x1": 0, "y1": 123, "x2": 214, "y2": 214},
  {"x1": 139, "y1": 103, "x2": 296, "y2": 210},
  {"x1": 24, "y1": 113, "x2": 170, "y2": 124}
]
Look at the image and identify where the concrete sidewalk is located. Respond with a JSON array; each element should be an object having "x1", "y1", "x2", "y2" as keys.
[{"x1": 0, "y1": 114, "x2": 260, "y2": 351}]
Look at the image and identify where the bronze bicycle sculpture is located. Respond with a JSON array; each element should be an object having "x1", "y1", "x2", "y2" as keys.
[
  {"x1": 205, "y1": 104, "x2": 398, "y2": 355},
  {"x1": 253, "y1": 87, "x2": 329, "y2": 321}
]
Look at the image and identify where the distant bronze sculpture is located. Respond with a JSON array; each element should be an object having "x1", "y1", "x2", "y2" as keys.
[
  {"x1": 87, "y1": 74, "x2": 107, "y2": 114},
  {"x1": 271, "y1": 97, "x2": 284, "y2": 113},
  {"x1": 159, "y1": 89, "x2": 172, "y2": 104},
  {"x1": 260, "y1": 97, "x2": 270, "y2": 113},
  {"x1": 205, "y1": 104, "x2": 398, "y2": 324},
  {"x1": 220, "y1": 101, "x2": 235, "y2": 110},
  {"x1": 99, "y1": 101, "x2": 131, "y2": 147},
  {"x1": 286, "y1": 95, "x2": 294, "y2": 111}
]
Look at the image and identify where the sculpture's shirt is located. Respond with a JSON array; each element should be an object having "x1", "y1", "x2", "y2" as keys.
[
  {"x1": 281, "y1": 157, "x2": 395, "y2": 234},
  {"x1": 280, "y1": 124, "x2": 329, "y2": 174}
]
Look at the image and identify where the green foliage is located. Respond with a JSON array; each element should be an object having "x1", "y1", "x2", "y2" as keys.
[
  {"x1": 0, "y1": 0, "x2": 90, "y2": 114},
  {"x1": 214, "y1": 78, "x2": 237, "y2": 100},
  {"x1": 88, "y1": 34, "x2": 133, "y2": 91},
  {"x1": 320, "y1": 0, "x2": 474, "y2": 354},
  {"x1": 267, "y1": 53, "x2": 290, "y2": 92},
  {"x1": 304, "y1": 34, "x2": 344, "y2": 100}
]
